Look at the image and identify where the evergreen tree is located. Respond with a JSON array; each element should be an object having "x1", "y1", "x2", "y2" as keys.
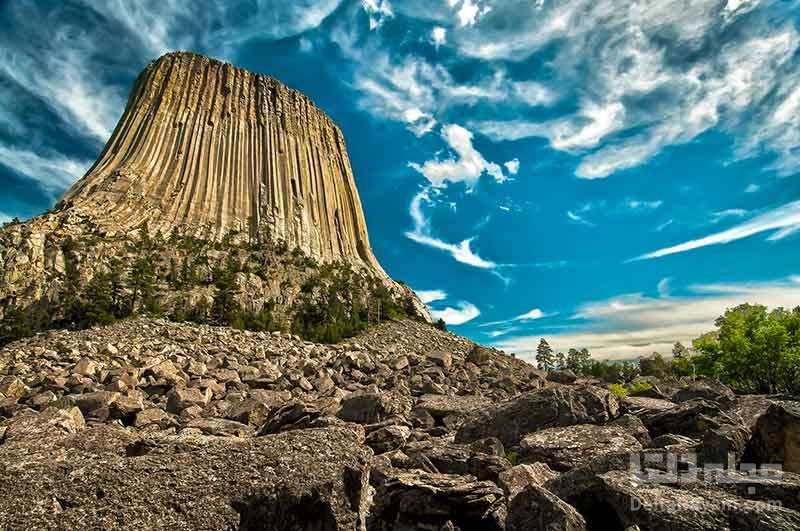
[
  {"x1": 108, "y1": 257, "x2": 130, "y2": 318},
  {"x1": 211, "y1": 267, "x2": 242, "y2": 325},
  {"x1": 130, "y1": 256, "x2": 159, "y2": 314},
  {"x1": 555, "y1": 352, "x2": 566, "y2": 370},
  {"x1": 84, "y1": 272, "x2": 116, "y2": 326},
  {"x1": 434, "y1": 318, "x2": 447, "y2": 332},
  {"x1": 535, "y1": 338, "x2": 555, "y2": 371},
  {"x1": 167, "y1": 258, "x2": 179, "y2": 288},
  {"x1": 171, "y1": 294, "x2": 189, "y2": 322},
  {"x1": 672, "y1": 341, "x2": 690, "y2": 359},
  {"x1": 618, "y1": 361, "x2": 641, "y2": 383},
  {"x1": 566, "y1": 347, "x2": 592, "y2": 375},
  {"x1": 180, "y1": 256, "x2": 193, "y2": 287},
  {"x1": 639, "y1": 352, "x2": 670, "y2": 378}
]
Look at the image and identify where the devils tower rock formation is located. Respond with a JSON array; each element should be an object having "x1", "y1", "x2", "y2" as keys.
[
  {"x1": 0, "y1": 52, "x2": 429, "y2": 333},
  {"x1": 61, "y1": 52, "x2": 384, "y2": 273}
]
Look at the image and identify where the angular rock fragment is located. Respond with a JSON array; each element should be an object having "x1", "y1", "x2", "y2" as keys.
[
  {"x1": 456, "y1": 386, "x2": 620, "y2": 447},
  {"x1": 506, "y1": 484, "x2": 587, "y2": 531}
]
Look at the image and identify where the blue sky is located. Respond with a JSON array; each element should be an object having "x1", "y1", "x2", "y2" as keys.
[{"x1": 3, "y1": 0, "x2": 800, "y2": 360}]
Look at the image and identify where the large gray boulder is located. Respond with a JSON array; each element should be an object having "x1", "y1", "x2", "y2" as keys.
[
  {"x1": 555, "y1": 470, "x2": 800, "y2": 531},
  {"x1": 455, "y1": 386, "x2": 621, "y2": 447},
  {"x1": 639, "y1": 398, "x2": 727, "y2": 438},
  {"x1": 368, "y1": 469, "x2": 506, "y2": 531},
  {"x1": 519, "y1": 423, "x2": 642, "y2": 471},
  {"x1": 671, "y1": 379, "x2": 736, "y2": 405},
  {"x1": 744, "y1": 402, "x2": 800, "y2": 473}
]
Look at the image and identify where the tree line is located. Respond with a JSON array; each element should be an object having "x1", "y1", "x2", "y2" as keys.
[
  {"x1": 0, "y1": 224, "x2": 423, "y2": 347},
  {"x1": 533, "y1": 303, "x2": 800, "y2": 395}
]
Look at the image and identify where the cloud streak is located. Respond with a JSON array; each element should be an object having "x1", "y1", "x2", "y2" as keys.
[
  {"x1": 405, "y1": 189, "x2": 497, "y2": 269},
  {"x1": 636, "y1": 201, "x2": 800, "y2": 260},
  {"x1": 430, "y1": 301, "x2": 481, "y2": 325}
]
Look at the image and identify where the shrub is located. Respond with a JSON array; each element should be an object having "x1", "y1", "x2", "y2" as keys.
[
  {"x1": 608, "y1": 383, "x2": 628, "y2": 397},
  {"x1": 626, "y1": 381, "x2": 653, "y2": 395}
]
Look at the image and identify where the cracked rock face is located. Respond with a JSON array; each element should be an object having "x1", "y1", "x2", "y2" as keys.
[
  {"x1": 0, "y1": 52, "x2": 430, "y2": 322},
  {"x1": 61, "y1": 52, "x2": 383, "y2": 272}
]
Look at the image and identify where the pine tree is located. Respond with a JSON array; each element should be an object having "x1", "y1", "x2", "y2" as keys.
[
  {"x1": 566, "y1": 347, "x2": 592, "y2": 375},
  {"x1": 211, "y1": 267, "x2": 242, "y2": 325},
  {"x1": 108, "y1": 257, "x2": 130, "y2": 318},
  {"x1": 167, "y1": 258, "x2": 179, "y2": 288},
  {"x1": 434, "y1": 318, "x2": 447, "y2": 331},
  {"x1": 555, "y1": 351, "x2": 566, "y2": 370},
  {"x1": 84, "y1": 272, "x2": 116, "y2": 326},
  {"x1": 536, "y1": 338, "x2": 555, "y2": 371},
  {"x1": 672, "y1": 341, "x2": 690, "y2": 359},
  {"x1": 130, "y1": 256, "x2": 159, "y2": 314}
]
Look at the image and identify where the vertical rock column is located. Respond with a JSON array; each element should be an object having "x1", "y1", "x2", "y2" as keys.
[{"x1": 60, "y1": 52, "x2": 385, "y2": 275}]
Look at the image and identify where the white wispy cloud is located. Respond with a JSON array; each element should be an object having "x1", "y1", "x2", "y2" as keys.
[
  {"x1": 710, "y1": 209, "x2": 749, "y2": 223},
  {"x1": 415, "y1": 289, "x2": 447, "y2": 304},
  {"x1": 627, "y1": 199, "x2": 662, "y2": 210},
  {"x1": 0, "y1": 145, "x2": 92, "y2": 196},
  {"x1": 405, "y1": 189, "x2": 497, "y2": 268},
  {"x1": 431, "y1": 26, "x2": 447, "y2": 48},
  {"x1": 657, "y1": 277, "x2": 671, "y2": 298},
  {"x1": 449, "y1": 0, "x2": 491, "y2": 27},
  {"x1": 567, "y1": 210, "x2": 593, "y2": 226},
  {"x1": 362, "y1": 0, "x2": 394, "y2": 29},
  {"x1": 0, "y1": 30, "x2": 125, "y2": 143},
  {"x1": 495, "y1": 276, "x2": 800, "y2": 360},
  {"x1": 479, "y1": 307, "x2": 556, "y2": 328},
  {"x1": 745, "y1": 183, "x2": 761, "y2": 193},
  {"x1": 656, "y1": 219, "x2": 674, "y2": 232},
  {"x1": 430, "y1": 301, "x2": 481, "y2": 325},
  {"x1": 504, "y1": 158, "x2": 520, "y2": 175},
  {"x1": 331, "y1": 21, "x2": 558, "y2": 137},
  {"x1": 515, "y1": 308, "x2": 547, "y2": 321},
  {"x1": 462, "y1": 1, "x2": 800, "y2": 178},
  {"x1": 636, "y1": 200, "x2": 800, "y2": 260},
  {"x1": 410, "y1": 124, "x2": 508, "y2": 188}
]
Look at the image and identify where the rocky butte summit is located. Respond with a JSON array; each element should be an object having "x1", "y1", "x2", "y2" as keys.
[
  {"x1": 0, "y1": 52, "x2": 428, "y2": 337},
  {"x1": 62, "y1": 52, "x2": 381, "y2": 268},
  {"x1": 2, "y1": 53, "x2": 800, "y2": 531}
]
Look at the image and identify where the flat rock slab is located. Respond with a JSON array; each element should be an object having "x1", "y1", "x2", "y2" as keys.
[
  {"x1": 519, "y1": 423, "x2": 643, "y2": 471},
  {"x1": 0, "y1": 426, "x2": 371, "y2": 531}
]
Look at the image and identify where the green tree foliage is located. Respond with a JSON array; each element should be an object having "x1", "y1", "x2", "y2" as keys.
[
  {"x1": 618, "y1": 361, "x2": 641, "y2": 383},
  {"x1": 0, "y1": 306, "x2": 48, "y2": 345},
  {"x1": 690, "y1": 304, "x2": 800, "y2": 394},
  {"x1": 129, "y1": 256, "x2": 160, "y2": 315},
  {"x1": 566, "y1": 347, "x2": 592, "y2": 375},
  {"x1": 83, "y1": 272, "x2": 116, "y2": 326},
  {"x1": 535, "y1": 339, "x2": 555, "y2": 371},
  {"x1": 434, "y1": 318, "x2": 447, "y2": 332},
  {"x1": 211, "y1": 267, "x2": 243, "y2": 327},
  {"x1": 672, "y1": 341, "x2": 690, "y2": 358},
  {"x1": 639, "y1": 352, "x2": 670, "y2": 378}
]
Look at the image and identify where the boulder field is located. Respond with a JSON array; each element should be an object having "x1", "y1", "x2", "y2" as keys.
[{"x1": 1, "y1": 318, "x2": 798, "y2": 530}]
